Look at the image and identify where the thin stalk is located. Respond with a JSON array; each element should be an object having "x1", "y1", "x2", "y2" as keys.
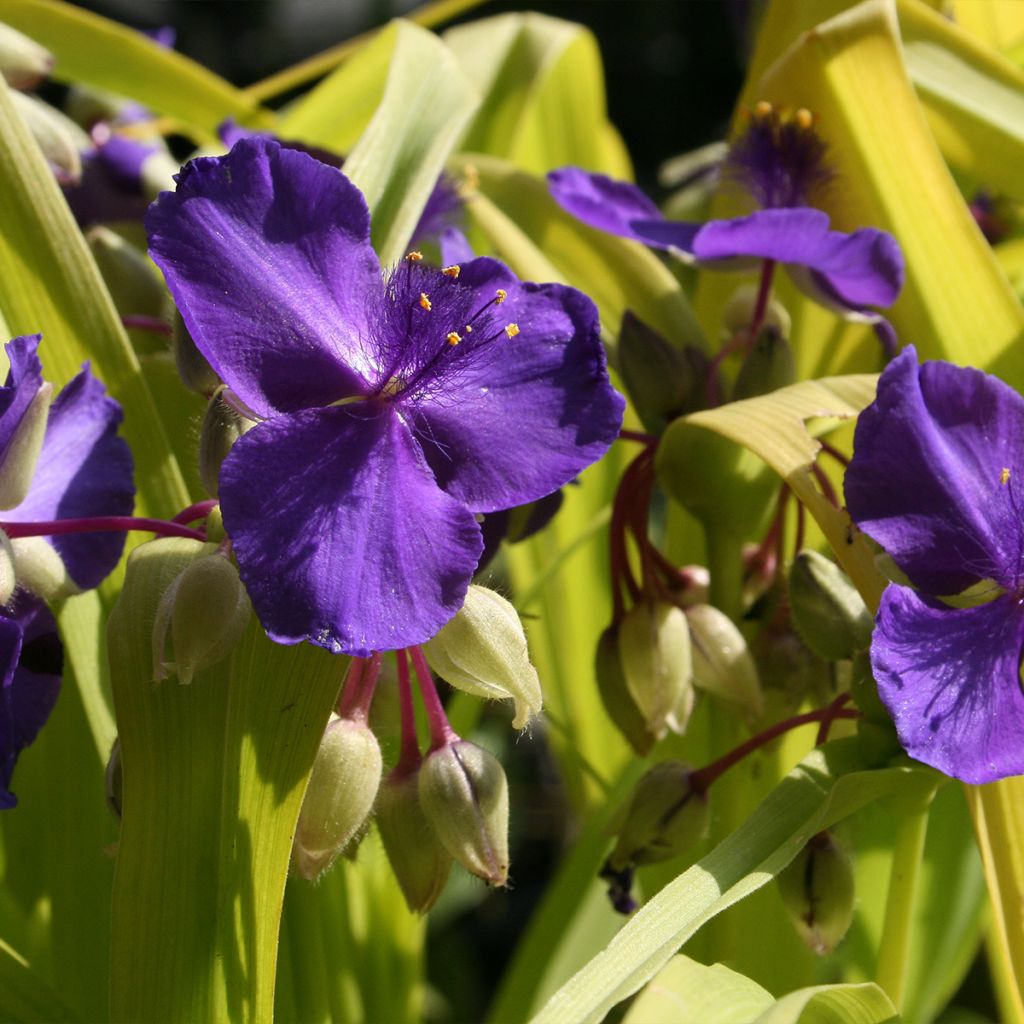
[
  {"x1": 1, "y1": 515, "x2": 204, "y2": 541},
  {"x1": 409, "y1": 647, "x2": 456, "y2": 750},
  {"x1": 172, "y1": 499, "x2": 219, "y2": 525},
  {"x1": 393, "y1": 649, "x2": 422, "y2": 776},
  {"x1": 747, "y1": 258, "x2": 777, "y2": 346}
]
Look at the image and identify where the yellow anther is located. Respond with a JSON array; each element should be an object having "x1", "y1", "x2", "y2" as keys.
[
  {"x1": 419, "y1": 292, "x2": 432, "y2": 311},
  {"x1": 504, "y1": 323, "x2": 520, "y2": 339},
  {"x1": 405, "y1": 250, "x2": 424, "y2": 262},
  {"x1": 1002, "y1": 467, "x2": 1012, "y2": 485},
  {"x1": 464, "y1": 324, "x2": 473, "y2": 333},
  {"x1": 754, "y1": 100, "x2": 773, "y2": 118},
  {"x1": 495, "y1": 289, "x2": 508, "y2": 304},
  {"x1": 442, "y1": 265, "x2": 461, "y2": 279},
  {"x1": 447, "y1": 332, "x2": 462, "y2": 346},
  {"x1": 382, "y1": 376, "x2": 406, "y2": 397},
  {"x1": 795, "y1": 108, "x2": 813, "y2": 130}
]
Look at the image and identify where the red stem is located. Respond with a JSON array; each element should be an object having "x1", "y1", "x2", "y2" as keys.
[
  {"x1": 817, "y1": 438, "x2": 849, "y2": 468},
  {"x1": 747, "y1": 257, "x2": 777, "y2": 346},
  {"x1": 815, "y1": 691, "x2": 854, "y2": 745},
  {"x1": 618, "y1": 429, "x2": 659, "y2": 447},
  {"x1": 1, "y1": 515, "x2": 204, "y2": 542},
  {"x1": 172, "y1": 500, "x2": 219, "y2": 525},
  {"x1": 393, "y1": 649, "x2": 422, "y2": 776},
  {"x1": 409, "y1": 646, "x2": 457, "y2": 751},
  {"x1": 121, "y1": 314, "x2": 172, "y2": 336},
  {"x1": 336, "y1": 657, "x2": 365, "y2": 718}
]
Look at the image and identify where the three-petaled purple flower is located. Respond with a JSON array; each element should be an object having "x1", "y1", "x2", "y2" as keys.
[
  {"x1": 0, "y1": 335, "x2": 134, "y2": 807},
  {"x1": 548, "y1": 104, "x2": 904, "y2": 332},
  {"x1": 846, "y1": 347, "x2": 1024, "y2": 783},
  {"x1": 147, "y1": 138, "x2": 624, "y2": 656}
]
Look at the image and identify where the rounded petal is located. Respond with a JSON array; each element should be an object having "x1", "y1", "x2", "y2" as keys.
[
  {"x1": 846, "y1": 347, "x2": 1024, "y2": 595},
  {"x1": 4, "y1": 365, "x2": 134, "y2": 590},
  {"x1": 547, "y1": 167, "x2": 665, "y2": 242},
  {"x1": 873, "y1": 586, "x2": 1024, "y2": 783},
  {"x1": 147, "y1": 137, "x2": 380, "y2": 417},
  {"x1": 220, "y1": 405, "x2": 483, "y2": 656},
  {"x1": 403, "y1": 258, "x2": 624, "y2": 511}
]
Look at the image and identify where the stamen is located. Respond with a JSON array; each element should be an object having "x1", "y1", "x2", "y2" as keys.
[
  {"x1": 504, "y1": 323, "x2": 520, "y2": 339},
  {"x1": 495, "y1": 289, "x2": 508, "y2": 304},
  {"x1": 1002, "y1": 467, "x2": 1012, "y2": 486},
  {"x1": 754, "y1": 100, "x2": 773, "y2": 118},
  {"x1": 419, "y1": 292, "x2": 432, "y2": 311},
  {"x1": 442, "y1": 265, "x2": 461, "y2": 279},
  {"x1": 464, "y1": 324, "x2": 473, "y2": 333},
  {"x1": 382, "y1": 376, "x2": 406, "y2": 397},
  {"x1": 795, "y1": 107, "x2": 813, "y2": 130},
  {"x1": 447, "y1": 332, "x2": 461, "y2": 346},
  {"x1": 405, "y1": 251, "x2": 424, "y2": 262}
]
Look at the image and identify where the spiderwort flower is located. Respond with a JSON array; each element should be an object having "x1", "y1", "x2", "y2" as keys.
[
  {"x1": 147, "y1": 138, "x2": 623, "y2": 656},
  {"x1": 845, "y1": 347, "x2": 1024, "y2": 783},
  {"x1": 548, "y1": 104, "x2": 904, "y2": 329}
]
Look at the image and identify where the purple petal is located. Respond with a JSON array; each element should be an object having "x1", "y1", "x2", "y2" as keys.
[
  {"x1": 439, "y1": 227, "x2": 474, "y2": 266},
  {"x1": 411, "y1": 175, "x2": 464, "y2": 248},
  {"x1": 0, "y1": 336, "x2": 46, "y2": 493},
  {"x1": 399, "y1": 257, "x2": 624, "y2": 511},
  {"x1": 4, "y1": 366, "x2": 134, "y2": 590},
  {"x1": 219, "y1": 405, "x2": 483, "y2": 656},
  {"x1": 846, "y1": 348, "x2": 1024, "y2": 596},
  {"x1": 873, "y1": 586, "x2": 1024, "y2": 783},
  {"x1": 547, "y1": 167, "x2": 665, "y2": 243},
  {"x1": 147, "y1": 137, "x2": 381, "y2": 417},
  {"x1": 0, "y1": 595, "x2": 61, "y2": 809},
  {"x1": 626, "y1": 218, "x2": 702, "y2": 254}
]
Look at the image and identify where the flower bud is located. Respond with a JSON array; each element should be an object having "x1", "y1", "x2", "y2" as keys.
[
  {"x1": 198, "y1": 387, "x2": 256, "y2": 499},
  {"x1": 723, "y1": 282, "x2": 791, "y2": 339},
  {"x1": 686, "y1": 603, "x2": 764, "y2": 720},
  {"x1": 776, "y1": 831, "x2": 855, "y2": 955},
  {"x1": 376, "y1": 770, "x2": 453, "y2": 913},
  {"x1": 0, "y1": 380, "x2": 52, "y2": 511},
  {"x1": 618, "y1": 600, "x2": 694, "y2": 740},
  {"x1": 731, "y1": 324, "x2": 796, "y2": 401},
  {"x1": 618, "y1": 312, "x2": 700, "y2": 434},
  {"x1": 173, "y1": 309, "x2": 220, "y2": 395},
  {"x1": 87, "y1": 226, "x2": 169, "y2": 327},
  {"x1": 422, "y1": 585, "x2": 541, "y2": 729},
  {"x1": 291, "y1": 714, "x2": 384, "y2": 881},
  {"x1": 0, "y1": 23, "x2": 54, "y2": 90},
  {"x1": 11, "y1": 91, "x2": 88, "y2": 184},
  {"x1": 606, "y1": 761, "x2": 709, "y2": 872},
  {"x1": 789, "y1": 551, "x2": 873, "y2": 661},
  {"x1": 152, "y1": 550, "x2": 252, "y2": 684},
  {"x1": 418, "y1": 740, "x2": 509, "y2": 886},
  {"x1": 10, "y1": 536, "x2": 75, "y2": 600},
  {"x1": 595, "y1": 625, "x2": 655, "y2": 756},
  {"x1": 0, "y1": 530, "x2": 16, "y2": 605}
]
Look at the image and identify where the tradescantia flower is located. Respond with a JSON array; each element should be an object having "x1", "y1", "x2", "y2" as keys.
[
  {"x1": 548, "y1": 104, "x2": 904, "y2": 331},
  {"x1": 845, "y1": 347, "x2": 1024, "y2": 783},
  {"x1": 147, "y1": 137, "x2": 624, "y2": 656}
]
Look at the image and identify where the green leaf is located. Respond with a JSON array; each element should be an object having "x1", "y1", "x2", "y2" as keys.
[
  {"x1": 445, "y1": 12, "x2": 631, "y2": 177},
  {"x1": 108, "y1": 539, "x2": 345, "y2": 1023},
  {"x1": 343, "y1": 20, "x2": 480, "y2": 267},
  {"x1": 530, "y1": 739, "x2": 938, "y2": 1024},
  {"x1": 0, "y1": 0, "x2": 270, "y2": 139},
  {"x1": 754, "y1": 983, "x2": 899, "y2": 1024},
  {"x1": 622, "y1": 956, "x2": 772, "y2": 1024},
  {"x1": 0, "y1": 937, "x2": 80, "y2": 1023}
]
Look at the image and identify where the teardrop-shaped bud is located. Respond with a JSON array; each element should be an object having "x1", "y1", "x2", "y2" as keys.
[
  {"x1": 0, "y1": 530, "x2": 16, "y2": 606},
  {"x1": 422, "y1": 585, "x2": 541, "y2": 729},
  {"x1": 0, "y1": 379, "x2": 52, "y2": 511},
  {"x1": 172, "y1": 309, "x2": 220, "y2": 395},
  {"x1": 291, "y1": 714, "x2": 384, "y2": 881},
  {"x1": 606, "y1": 761, "x2": 709, "y2": 872},
  {"x1": 776, "y1": 831, "x2": 855, "y2": 956},
  {"x1": 731, "y1": 324, "x2": 796, "y2": 401},
  {"x1": 87, "y1": 226, "x2": 169, "y2": 327},
  {"x1": 789, "y1": 550, "x2": 873, "y2": 661},
  {"x1": 11, "y1": 91, "x2": 88, "y2": 184},
  {"x1": 198, "y1": 387, "x2": 256, "y2": 499},
  {"x1": 10, "y1": 535, "x2": 76, "y2": 600},
  {"x1": 418, "y1": 740, "x2": 509, "y2": 886},
  {"x1": 595, "y1": 625, "x2": 655, "y2": 756},
  {"x1": 0, "y1": 23, "x2": 53, "y2": 90},
  {"x1": 618, "y1": 601, "x2": 694, "y2": 740},
  {"x1": 377, "y1": 769, "x2": 453, "y2": 913},
  {"x1": 723, "y1": 282, "x2": 791, "y2": 339},
  {"x1": 686, "y1": 604, "x2": 764, "y2": 720}
]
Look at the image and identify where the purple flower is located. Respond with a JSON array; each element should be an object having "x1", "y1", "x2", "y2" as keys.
[
  {"x1": 845, "y1": 347, "x2": 1024, "y2": 783},
  {"x1": 0, "y1": 335, "x2": 135, "y2": 594},
  {"x1": 147, "y1": 138, "x2": 623, "y2": 656},
  {"x1": 548, "y1": 106, "x2": 904, "y2": 328},
  {"x1": 0, "y1": 594, "x2": 61, "y2": 809}
]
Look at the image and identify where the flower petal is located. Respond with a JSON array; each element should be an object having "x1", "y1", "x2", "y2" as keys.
[
  {"x1": 4, "y1": 365, "x2": 134, "y2": 590},
  {"x1": 846, "y1": 347, "x2": 1024, "y2": 595},
  {"x1": 403, "y1": 258, "x2": 624, "y2": 511},
  {"x1": 220, "y1": 405, "x2": 483, "y2": 656},
  {"x1": 147, "y1": 137, "x2": 381, "y2": 417},
  {"x1": 547, "y1": 167, "x2": 665, "y2": 242},
  {"x1": 872, "y1": 586, "x2": 1024, "y2": 783},
  {"x1": 0, "y1": 335, "x2": 51, "y2": 510}
]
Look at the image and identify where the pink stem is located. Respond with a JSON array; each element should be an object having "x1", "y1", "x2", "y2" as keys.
[
  {"x1": 172, "y1": 500, "x2": 219, "y2": 525},
  {"x1": 1, "y1": 515, "x2": 204, "y2": 542},
  {"x1": 618, "y1": 429, "x2": 659, "y2": 447},
  {"x1": 393, "y1": 649, "x2": 422, "y2": 777},
  {"x1": 336, "y1": 657, "x2": 365, "y2": 718},
  {"x1": 121, "y1": 314, "x2": 172, "y2": 336},
  {"x1": 747, "y1": 257, "x2": 777, "y2": 346},
  {"x1": 409, "y1": 646, "x2": 457, "y2": 750}
]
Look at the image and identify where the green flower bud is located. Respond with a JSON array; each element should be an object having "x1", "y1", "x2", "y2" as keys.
[
  {"x1": 0, "y1": 530, "x2": 16, "y2": 606},
  {"x1": 618, "y1": 601, "x2": 694, "y2": 740},
  {"x1": 173, "y1": 309, "x2": 220, "y2": 395},
  {"x1": 11, "y1": 91, "x2": 88, "y2": 184},
  {"x1": 686, "y1": 603, "x2": 764, "y2": 720},
  {"x1": 199, "y1": 387, "x2": 256, "y2": 499},
  {"x1": 723, "y1": 282, "x2": 791, "y2": 339},
  {"x1": 377, "y1": 770, "x2": 453, "y2": 913},
  {"x1": 87, "y1": 227, "x2": 169, "y2": 330},
  {"x1": 152, "y1": 549, "x2": 252, "y2": 684},
  {"x1": 789, "y1": 551, "x2": 873, "y2": 661},
  {"x1": 606, "y1": 761, "x2": 708, "y2": 872},
  {"x1": 731, "y1": 324, "x2": 796, "y2": 401},
  {"x1": 595, "y1": 625, "x2": 655, "y2": 756},
  {"x1": 776, "y1": 831, "x2": 855, "y2": 956},
  {"x1": 422, "y1": 585, "x2": 541, "y2": 729},
  {"x1": 11, "y1": 535, "x2": 76, "y2": 600},
  {"x1": 618, "y1": 312, "x2": 699, "y2": 434},
  {"x1": 292, "y1": 714, "x2": 384, "y2": 881},
  {"x1": 0, "y1": 379, "x2": 52, "y2": 511},
  {"x1": 418, "y1": 740, "x2": 509, "y2": 886},
  {"x1": 0, "y1": 23, "x2": 53, "y2": 90}
]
